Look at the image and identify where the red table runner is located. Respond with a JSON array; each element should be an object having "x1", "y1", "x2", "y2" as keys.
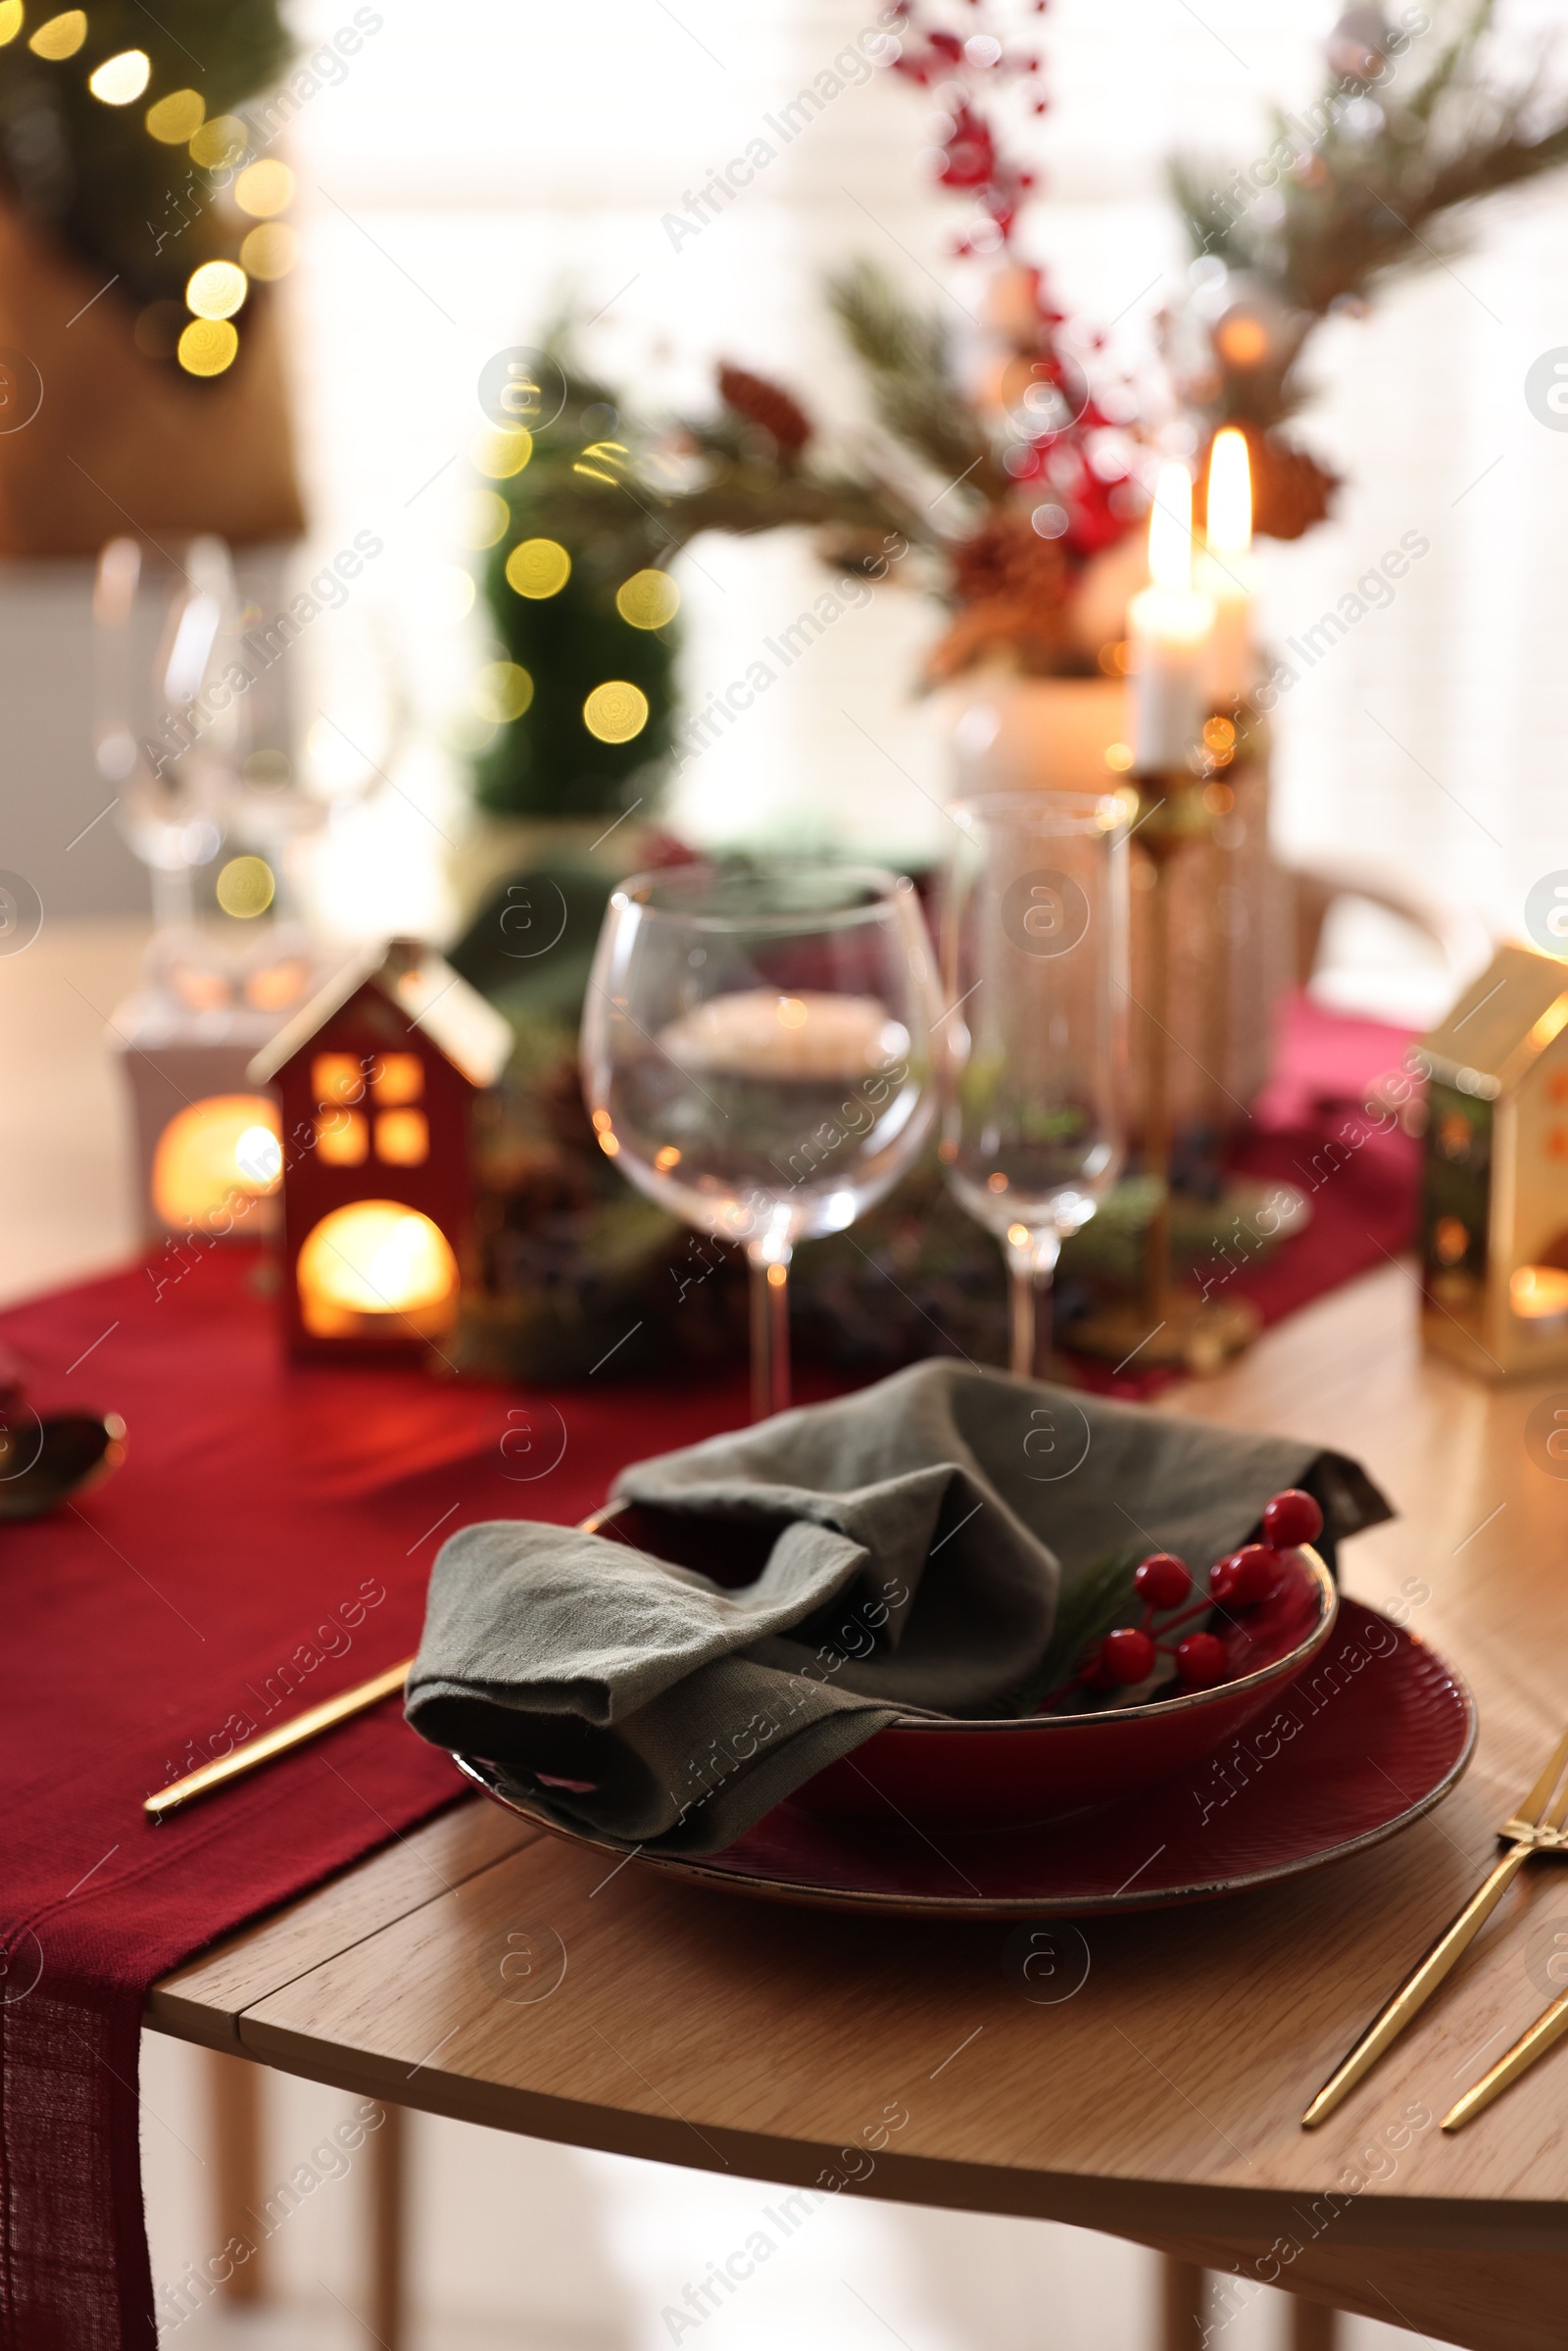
[
  {"x1": 0, "y1": 991, "x2": 1420, "y2": 2350},
  {"x1": 0, "y1": 1250, "x2": 756, "y2": 2351}
]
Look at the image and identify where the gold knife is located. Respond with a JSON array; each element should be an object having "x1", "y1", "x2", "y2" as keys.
[
  {"x1": 144, "y1": 1657, "x2": 415, "y2": 1819},
  {"x1": 1301, "y1": 1719, "x2": 1568, "y2": 2129}
]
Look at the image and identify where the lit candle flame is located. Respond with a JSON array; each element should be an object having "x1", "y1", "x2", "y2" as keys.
[
  {"x1": 1148, "y1": 463, "x2": 1193, "y2": 592},
  {"x1": 1206, "y1": 428, "x2": 1252, "y2": 558}
]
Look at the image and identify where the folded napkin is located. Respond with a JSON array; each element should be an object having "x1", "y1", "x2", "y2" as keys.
[{"x1": 407, "y1": 1361, "x2": 1390, "y2": 1854}]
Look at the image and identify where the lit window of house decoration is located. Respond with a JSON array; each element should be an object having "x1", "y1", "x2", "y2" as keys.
[
  {"x1": 248, "y1": 939, "x2": 513, "y2": 1359},
  {"x1": 1415, "y1": 944, "x2": 1568, "y2": 1378}
]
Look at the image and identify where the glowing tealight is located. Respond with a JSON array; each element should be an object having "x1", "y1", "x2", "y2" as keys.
[
  {"x1": 186, "y1": 261, "x2": 248, "y2": 320},
  {"x1": 1511, "y1": 1265, "x2": 1568, "y2": 1320},
  {"x1": 582, "y1": 680, "x2": 648, "y2": 744},
  {"x1": 152, "y1": 1095, "x2": 282, "y2": 1232},
  {"x1": 505, "y1": 538, "x2": 570, "y2": 599},
  {"x1": 177, "y1": 318, "x2": 238, "y2": 377},
  {"x1": 28, "y1": 10, "x2": 84, "y2": 58},
  {"x1": 296, "y1": 1202, "x2": 458, "y2": 1328}
]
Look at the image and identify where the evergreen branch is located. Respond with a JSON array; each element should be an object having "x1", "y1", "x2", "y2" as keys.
[{"x1": 826, "y1": 260, "x2": 1005, "y2": 499}]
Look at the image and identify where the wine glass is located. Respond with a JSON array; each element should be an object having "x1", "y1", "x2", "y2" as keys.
[
  {"x1": 941, "y1": 791, "x2": 1129, "y2": 1378},
  {"x1": 93, "y1": 535, "x2": 247, "y2": 932},
  {"x1": 580, "y1": 862, "x2": 942, "y2": 1419}
]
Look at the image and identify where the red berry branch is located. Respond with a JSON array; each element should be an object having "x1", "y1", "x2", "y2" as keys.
[{"x1": 1042, "y1": 1489, "x2": 1324, "y2": 1711}]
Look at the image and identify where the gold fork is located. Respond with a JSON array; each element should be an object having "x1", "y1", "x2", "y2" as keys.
[{"x1": 1302, "y1": 1719, "x2": 1568, "y2": 2129}]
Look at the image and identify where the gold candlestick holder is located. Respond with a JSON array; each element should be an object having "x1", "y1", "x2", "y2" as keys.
[{"x1": 1066, "y1": 726, "x2": 1264, "y2": 1376}]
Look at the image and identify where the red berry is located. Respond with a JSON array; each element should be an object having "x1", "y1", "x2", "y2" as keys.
[
  {"x1": 1134, "y1": 1552, "x2": 1192, "y2": 1609},
  {"x1": 1102, "y1": 1627, "x2": 1155, "y2": 1686},
  {"x1": 1262, "y1": 1488, "x2": 1324, "y2": 1549},
  {"x1": 1175, "y1": 1633, "x2": 1228, "y2": 1688},
  {"x1": 1209, "y1": 1543, "x2": 1283, "y2": 1606}
]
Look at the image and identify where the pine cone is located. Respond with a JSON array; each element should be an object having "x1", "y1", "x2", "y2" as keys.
[
  {"x1": 950, "y1": 509, "x2": 1072, "y2": 615},
  {"x1": 716, "y1": 364, "x2": 812, "y2": 455}
]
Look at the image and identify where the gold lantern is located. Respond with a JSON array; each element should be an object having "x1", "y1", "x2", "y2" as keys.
[{"x1": 1415, "y1": 944, "x2": 1568, "y2": 1379}]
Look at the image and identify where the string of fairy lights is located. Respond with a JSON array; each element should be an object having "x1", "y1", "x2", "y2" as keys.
[
  {"x1": 1, "y1": 1, "x2": 297, "y2": 377},
  {"x1": 462, "y1": 427, "x2": 677, "y2": 751}
]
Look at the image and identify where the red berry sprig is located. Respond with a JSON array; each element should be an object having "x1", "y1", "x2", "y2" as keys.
[{"x1": 1041, "y1": 1488, "x2": 1321, "y2": 1710}]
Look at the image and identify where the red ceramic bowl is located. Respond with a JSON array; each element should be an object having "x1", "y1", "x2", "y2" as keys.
[{"x1": 589, "y1": 1502, "x2": 1338, "y2": 1832}]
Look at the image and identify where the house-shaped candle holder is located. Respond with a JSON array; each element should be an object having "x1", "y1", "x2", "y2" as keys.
[
  {"x1": 1414, "y1": 943, "x2": 1568, "y2": 1380},
  {"x1": 248, "y1": 938, "x2": 513, "y2": 1361}
]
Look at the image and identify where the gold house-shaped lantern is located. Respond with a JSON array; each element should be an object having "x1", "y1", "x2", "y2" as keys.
[{"x1": 1415, "y1": 944, "x2": 1568, "y2": 1379}]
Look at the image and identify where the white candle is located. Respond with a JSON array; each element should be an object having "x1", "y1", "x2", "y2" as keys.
[
  {"x1": 1199, "y1": 427, "x2": 1255, "y2": 709},
  {"x1": 1127, "y1": 464, "x2": 1213, "y2": 770}
]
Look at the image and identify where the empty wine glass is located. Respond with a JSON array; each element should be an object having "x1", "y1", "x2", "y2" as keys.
[
  {"x1": 941, "y1": 791, "x2": 1129, "y2": 1378},
  {"x1": 93, "y1": 536, "x2": 246, "y2": 931},
  {"x1": 581, "y1": 862, "x2": 942, "y2": 1419}
]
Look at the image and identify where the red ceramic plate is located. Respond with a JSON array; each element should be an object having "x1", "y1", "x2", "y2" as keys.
[{"x1": 459, "y1": 1601, "x2": 1475, "y2": 1918}]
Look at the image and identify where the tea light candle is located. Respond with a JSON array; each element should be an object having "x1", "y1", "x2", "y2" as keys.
[
  {"x1": 1199, "y1": 427, "x2": 1256, "y2": 709},
  {"x1": 660, "y1": 990, "x2": 908, "y2": 1080},
  {"x1": 1127, "y1": 464, "x2": 1214, "y2": 769}
]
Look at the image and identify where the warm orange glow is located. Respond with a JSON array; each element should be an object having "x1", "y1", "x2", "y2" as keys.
[
  {"x1": 372, "y1": 1053, "x2": 424, "y2": 1107},
  {"x1": 766, "y1": 1262, "x2": 788, "y2": 1289},
  {"x1": 1433, "y1": 1216, "x2": 1470, "y2": 1266},
  {"x1": 987, "y1": 1172, "x2": 1008, "y2": 1193},
  {"x1": 374, "y1": 1109, "x2": 429, "y2": 1166},
  {"x1": 1215, "y1": 314, "x2": 1270, "y2": 368},
  {"x1": 314, "y1": 1053, "x2": 367, "y2": 1106},
  {"x1": 297, "y1": 1203, "x2": 458, "y2": 1338},
  {"x1": 1511, "y1": 1265, "x2": 1568, "y2": 1320},
  {"x1": 1526, "y1": 997, "x2": 1568, "y2": 1053},
  {"x1": 316, "y1": 1111, "x2": 368, "y2": 1167},
  {"x1": 152, "y1": 1096, "x2": 281, "y2": 1233},
  {"x1": 654, "y1": 1144, "x2": 681, "y2": 1171},
  {"x1": 776, "y1": 997, "x2": 808, "y2": 1029}
]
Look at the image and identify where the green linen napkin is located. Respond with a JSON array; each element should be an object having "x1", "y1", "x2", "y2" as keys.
[{"x1": 406, "y1": 1360, "x2": 1389, "y2": 1855}]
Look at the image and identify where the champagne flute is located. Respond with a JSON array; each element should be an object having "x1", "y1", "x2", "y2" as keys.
[
  {"x1": 941, "y1": 791, "x2": 1129, "y2": 1378},
  {"x1": 580, "y1": 862, "x2": 941, "y2": 1419}
]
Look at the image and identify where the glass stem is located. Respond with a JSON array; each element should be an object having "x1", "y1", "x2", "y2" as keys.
[
  {"x1": 1005, "y1": 1228, "x2": 1061, "y2": 1383},
  {"x1": 747, "y1": 1240, "x2": 793, "y2": 1422}
]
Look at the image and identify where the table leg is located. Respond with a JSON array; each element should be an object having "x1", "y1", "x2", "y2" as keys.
[
  {"x1": 369, "y1": 2099, "x2": 408, "y2": 2350},
  {"x1": 207, "y1": 2047, "x2": 264, "y2": 2304},
  {"x1": 1288, "y1": 2299, "x2": 1340, "y2": 2351},
  {"x1": 1160, "y1": 2253, "x2": 1207, "y2": 2348}
]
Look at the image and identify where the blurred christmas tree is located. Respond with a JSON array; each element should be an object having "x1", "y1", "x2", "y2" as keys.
[{"x1": 472, "y1": 353, "x2": 680, "y2": 821}]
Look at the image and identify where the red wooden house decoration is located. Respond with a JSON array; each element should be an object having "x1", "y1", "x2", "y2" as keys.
[{"x1": 248, "y1": 938, "x2": 513, "y2": 1360}]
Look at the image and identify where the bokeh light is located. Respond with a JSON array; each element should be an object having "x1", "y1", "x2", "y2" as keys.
[
  {"x1": 615, "y1": 569, "x2": 680, "y2": 629},
  {"x1": 239, "y1": 222, "x2": 297, "y2": 281},
  {"x1": 504, "y1": 538, "x2": 570, "y2": 599},
  {"x1": 0, "y1": 4, "x2": 23, "y2": 48},
  {"x1": 216, "y1": 856, "x2": 274, "y2": 918},
  {"x1": 583, "y1": 681, "x2": 649, "y2": 744},
  {"x1": 177, "y1": 318, "x2": 238, "y2": 376},
  {"x1": 28, "y1": 11, "x2": 85, "y2": 58},
  {"x1": 461, "y1": 489, "x2": 510, "y2": 550},
  {"x1": 474, "y1": 661, "x2": 535, "y2": 723},
  {"x1": 189, "y1": 114, "x2": 248, "y2": 170},
  {"x1": 146, "y1": 87, "x2": 204, "y2": 142},
  {"x1": 88, "y1": 48, "x2": 149, "y2": 102},
  {"x1": 186, "y1": 262, "x2": 248, "y2": 320},
  {"x1": 234, "y1": 159, "x2": 294, "y2": 218},
  {"x1": 473, "y1": 427, "x2": 532, "y2": 479}
]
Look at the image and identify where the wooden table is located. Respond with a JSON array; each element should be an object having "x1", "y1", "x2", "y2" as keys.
[{"x1": 148, "y1": 1261, "x2": 1568, "y2": 2351}]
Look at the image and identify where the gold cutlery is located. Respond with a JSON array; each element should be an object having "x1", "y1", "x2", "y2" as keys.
[
  {"x1": 1302, "y1": 1719, "x2": 1568, "y2": 2129},
  {"x1": 144, "y1": 1656, "x2": 415, "y2": 1818}
]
